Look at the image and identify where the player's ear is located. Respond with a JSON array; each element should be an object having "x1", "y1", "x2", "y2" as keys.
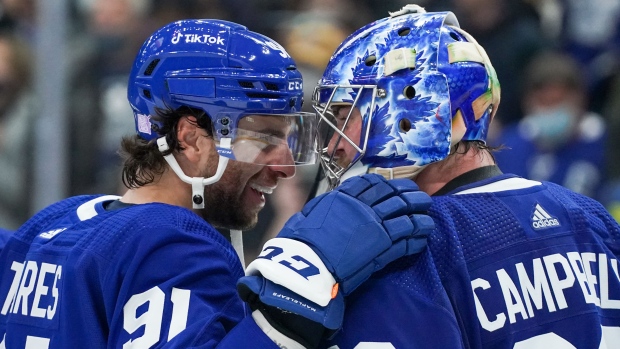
[{"x1": 176, "y1": 116, "x2": 214, "y2": 163}]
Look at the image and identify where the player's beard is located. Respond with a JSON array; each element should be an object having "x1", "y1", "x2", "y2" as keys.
[{"x1": 200, "y1": 162, "x2": 263, "y2": 230}]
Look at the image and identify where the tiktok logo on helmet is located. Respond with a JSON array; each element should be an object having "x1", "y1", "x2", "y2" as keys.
[
  {"x1": 171, "y1": 31, "x2": 226, "y2": 45},
  {"x1": 171, "y1": 31, "x2": 183, "y2": 44}
]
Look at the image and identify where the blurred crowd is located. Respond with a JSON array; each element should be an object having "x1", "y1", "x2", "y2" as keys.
[{"x1": 1, "y1": 0, "x2": 620, "y2": 261}]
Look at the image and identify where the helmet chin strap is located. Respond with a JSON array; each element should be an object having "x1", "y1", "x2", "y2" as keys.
[
  {"x1": 156, "y1": 136, "x2": 230, "y2": 209},
  {"x1": 156, "y1": 136, "x2": 246, "y2": 267}
]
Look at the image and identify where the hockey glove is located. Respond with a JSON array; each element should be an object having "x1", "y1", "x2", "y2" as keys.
[{"x1": 237, "y1": 174, "x2": 434, "y2": 346}]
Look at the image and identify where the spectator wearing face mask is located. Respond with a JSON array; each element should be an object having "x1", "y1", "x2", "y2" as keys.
[{"x1": 493, "y1": 50, "x2": 607, "y2": 201}]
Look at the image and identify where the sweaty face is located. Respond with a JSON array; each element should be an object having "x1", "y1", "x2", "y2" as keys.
[{"x1": 200, "y1": 135, "x2": 295, "y2": 230}]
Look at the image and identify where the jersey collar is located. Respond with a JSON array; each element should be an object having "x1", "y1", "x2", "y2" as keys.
[{"x1": 432, "y1": 165, "x2": 503, "y2": 196}]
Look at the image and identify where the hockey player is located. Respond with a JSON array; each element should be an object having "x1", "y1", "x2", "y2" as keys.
[
  {"x1": 0, "y1": 20, "x2": 434, "y2": 348},
  {"x1": 313, "y1": 5, "x2": 620, "y2": 348}
]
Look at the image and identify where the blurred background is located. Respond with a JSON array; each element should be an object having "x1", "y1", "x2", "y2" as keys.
[{"x1": 2, "y1": 0, "x2": 620, "y2": 262}]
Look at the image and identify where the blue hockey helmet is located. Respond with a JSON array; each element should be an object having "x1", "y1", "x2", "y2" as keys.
[
  {"x1": 128, "y1": 19, "x2": 317, "y2": 166},
  {"x1": 313, "y1": 5, "x2": 500, "y2": 187}
]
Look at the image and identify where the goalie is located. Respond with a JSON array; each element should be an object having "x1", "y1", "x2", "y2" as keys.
[{"x1": 312, "y1": 4, "x2": 620, "y2": 348}]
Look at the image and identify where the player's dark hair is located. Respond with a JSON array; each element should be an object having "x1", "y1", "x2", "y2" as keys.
[
  {"x1": 451, "y1": 140, "x2": 504, "y2": 163},
  {"x1": 119, "y1": 106, "x2": 213, "y2": 188}
]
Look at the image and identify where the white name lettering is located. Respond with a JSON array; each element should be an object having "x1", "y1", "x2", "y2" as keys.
[
  {"x1": 1, "y1": 260, "x2": 62, "y2": 320},
  {"x1": 473, "y1": 252, "x2": 620, "y2": 332}
]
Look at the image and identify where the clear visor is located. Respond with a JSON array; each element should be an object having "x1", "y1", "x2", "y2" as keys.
[
  {"x1": 217, "y1": 112, "x2": 318, "y2": 166},
  {"x1": 312, "y1": 84, "x2": 377, "y2": 189}
]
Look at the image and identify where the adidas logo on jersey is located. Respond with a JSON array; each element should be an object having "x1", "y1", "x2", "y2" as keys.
[
  {"x1": 531, "y1": 204, "x2": 560, "y2": 229},
  {"x1": 39, "y1": 227, "x2": 67, "y2": 239}
]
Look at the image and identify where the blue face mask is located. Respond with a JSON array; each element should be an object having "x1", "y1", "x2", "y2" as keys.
[{"x1": 520, "y1": 104, "x2": 578, "y2": 149}]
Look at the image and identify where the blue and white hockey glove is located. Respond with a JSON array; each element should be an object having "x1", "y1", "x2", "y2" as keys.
[{"x1": 237, "y1": 174, "x2": 434, "y2": 348}]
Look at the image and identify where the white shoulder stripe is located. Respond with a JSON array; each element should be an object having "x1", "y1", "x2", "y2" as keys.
[
  {"x1": 76, "y1": 195, "x2": 122, "y2": 221},
  {"x1": 454, "y1": 177, "x2": 542, "y2": 195}
]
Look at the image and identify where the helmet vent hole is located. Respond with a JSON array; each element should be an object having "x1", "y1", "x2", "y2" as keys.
[
  {"x1": 365, "y1": 55, "x2": 377, "y2": 66},
  {"x1": 144, "y1": 59, "x2": 160, "y2": 76},
  {"x1": 143, "y1": 89, "x2": 152, "y2": 99},
  {"x1": 399, "y1": 118, "x2": 412, "y2": 132},
  {"x1": 264, "y1": 82, "x2": 279, "y2": 91},
  {"x1": 403, "y1": 85, "x2": 416, "y2": 99},
  {"x1": 239, "y1": 81, "x2": 255, "y2": 88},
  {"x1": 398, "y1": 27, "x2": 411, "y2": 36},
  {"x1": 449, "y1": 32, "x2": 461, "y2": 41}
]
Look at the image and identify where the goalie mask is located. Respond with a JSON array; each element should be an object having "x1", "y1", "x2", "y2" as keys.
[{"x1": 313, "y1": 5, "x2": 500, "y2": 189}]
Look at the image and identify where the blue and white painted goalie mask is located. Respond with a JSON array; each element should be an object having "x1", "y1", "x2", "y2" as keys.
[{"x1": 313, "y1": 5, "x2": 500, "y2": 189}]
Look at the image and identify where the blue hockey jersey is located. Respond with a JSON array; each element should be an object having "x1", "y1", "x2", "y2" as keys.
[
  {"x1": 325, "y1": 173, "x2": 620, "y2": 349},
  {"x1": 0, "y1": 195, "x2": 279, "y2": 348},
  {"x1": 0, "y1": 229, "x2": 12, "y2": 252}
]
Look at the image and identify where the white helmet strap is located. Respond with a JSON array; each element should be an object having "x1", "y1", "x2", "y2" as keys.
[{"x1": 157, "y1": 136, "x2": 230, "y2": 209}]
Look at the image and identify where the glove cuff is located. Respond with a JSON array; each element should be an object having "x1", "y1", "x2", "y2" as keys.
[{"x1": 237, "y1": 275, "x2": 345, "y2": 330}]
